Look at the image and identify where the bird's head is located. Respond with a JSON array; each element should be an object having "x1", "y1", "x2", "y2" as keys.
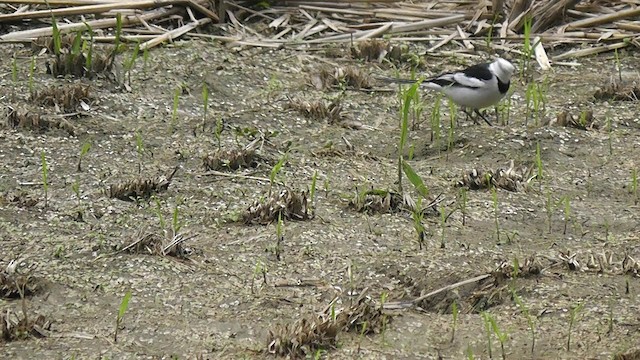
[{"x1": 491, "y1": 58, "x2": 516, "y2": 82}]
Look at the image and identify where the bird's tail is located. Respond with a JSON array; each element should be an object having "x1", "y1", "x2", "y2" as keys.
[{"x1": 377, "y1": 76, "x2": 441, "y2": 90}]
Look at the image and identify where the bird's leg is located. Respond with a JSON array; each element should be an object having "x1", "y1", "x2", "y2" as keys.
[
  {"x1": 473, "y1": 109, "x2": 493, "y2": 126},
  {"x1": 462, "y1": 108, "x2": 481, "y2": 125}
]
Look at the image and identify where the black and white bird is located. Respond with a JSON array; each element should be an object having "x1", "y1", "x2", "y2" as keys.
[{"x1": 382, "y1": 58, "x2": 516, "y2": 126}]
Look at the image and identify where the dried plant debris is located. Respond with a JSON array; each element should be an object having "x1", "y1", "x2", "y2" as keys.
[
  {"x1": 4, "y1": 106, "x2": 75, "y2": 135},
  {"x1": 349, "y1": 189, "x2": 404, "y2": 214},
  {"x1": 203, "y1": 148, "x2": 260, "y2": 171},
  {"x1": 109, "y1": 167, "x2": 178, "y2": 201},
  {"x1": 493, "y1": 256, "x2": 543, "y2": 282},
  {"x1": 285, "y1": 97, "x2": 342, "y2": 123},
  {"x1": 32, "y1": 34, "x2": 77, "y2": 55},
  {"x1": 457, "y1": 160, "x2": 534, "y2": 192},
  {"x1": 267, "y1": 316, "x2": 339, "y2": 357},
  {"x1": 32, "y1": 83, "x2": 92, "y2": 113},
  {"x1": 244, "y1": 189, "x2": 310, "y2": 225},
  {"x1": 614, "y1": 346, "x2": 640, "y2": 360},
  {"x1": 554, "y1": 109, "x2": 598, "y2": 130},
  {"x1": 267, "y1": 291, "x2": 384, "y2": 357},
  {"x1": 1, "y1": 309, "x2": 50, "y2": 342},
  {"x1": 351, "y1": 39, "x2": 390, "y2": 62},
  {"x1": 120, "y1": 229, "x2": 195, "y2": 258},
  {"x1": 2, "y1": 190, "x2": 39, "y2": 208},
  {"x1": 349, "y1": 188, "x2": 440, "y2": 215},
  {"x1": 351, "y1": 40, "x2": 411, "y2": 65},
  {"x1": 593, "y1": 78, "x2": 640, "y2": 101},
  {"x1": 310, "y1": 66, "x2": 372, "y2": 90},
  {"x1": 1, "y1": 260, "x2": 41, "y2": 299}
]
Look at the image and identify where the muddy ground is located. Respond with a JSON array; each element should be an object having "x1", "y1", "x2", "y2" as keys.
[{"x1": 0, "y1": 38, "x2": 639, "y2": 360}]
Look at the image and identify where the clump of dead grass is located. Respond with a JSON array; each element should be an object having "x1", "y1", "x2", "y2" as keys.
[
  {"x1": 351, "y1": 39, "x2": 411, "y2": 65},
  {"x1": 554, "y1": 109, "x2": 598, "y2": 130},
  {"x1": 349, "y1": 188, "x2": 405, "y2": 214},
  {"x1": 310, "y1": 66, "x2": 372, "y2": 90},
  {"x1": 109, "y1": 167, "x2": 178, "y2": 201},
  {"x1": 1, "y1": 260, "x2": 41, "y2": 299},
  {"x1": 593, "y1": 78, "x2": 640, "y2": 102},
  {"x1": 1, "y1": 309, "x2": 50, "y2": 342},
  {"x1": 4, "y1": 105, "x2": 76, "y2": 135},
  {"x1": 457, "y1": 160, "x2": 534, "y2": 192},
  {"x1": 31, "y1": 83, "x2": 92, "y2": 113},
  {"x1": 119, "y1": 227, "x2": 196, "y2": 259},
  {"x1": 285, "y1": 97, "x2": 343, "y2": 123},
  {"x1": 244, "y1": 188, "x2": 311, "y2": 225},
  {"x1": 1, "y1": 190, "x2": 39, "y2": 208},
  {"x1": 203, "y1": 148, "x2": 260, "y2": 171},
  {"x1": 267, "y1": 291, "x2": 385, "y2": 357}
]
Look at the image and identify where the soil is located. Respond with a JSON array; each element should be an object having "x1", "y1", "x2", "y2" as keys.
[{"x1": 1, "y1": 39, "x2": 639, "y2": 360}]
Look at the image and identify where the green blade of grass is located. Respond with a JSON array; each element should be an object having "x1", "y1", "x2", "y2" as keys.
[{"x1": 402, "y1": 159, "x2": 429, "y2": 199}]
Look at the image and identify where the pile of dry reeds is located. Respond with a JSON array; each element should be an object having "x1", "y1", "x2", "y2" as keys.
[{"x1": 1, "y1": 0, "x2": 639, "y2": 57}]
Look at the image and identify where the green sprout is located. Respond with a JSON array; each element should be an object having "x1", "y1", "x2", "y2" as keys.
[
  {"x1": 440, "y1": 205, "x2": 446, "y2": 249},
  {"x1": 135, "y1": 131, "x2": 144, "y2": 173},
  {"x1": 458, "y1": 187, "x2": 468, "y2": 226},
  {"x1": 481, "y1": 312, "x2": 493, "y2": 359},
  {"x1": 214, "y1": 117, "x2": 223, "y2": 150},
  {"x1": 398, "y1": 79, "x2": 422, "y2": 194},
  {"x1": 310, "y1": 170, "x2": 318, "y2": 208},
  {"x1": 521, "y1": 15, "x2": 533, "y2": 79},
  {"x1": 124, "y1": 41, "x2": 140, "y2": 87},
  {"x1": 512, "y1": 290, "x2": 536, "y2": 354},
  {"x1": 202, "y1": 82, "x2": 209, "y2": 132},
  {"x1": 411, "y1": 197, "x2": 425, "y2": 250},
  {"x1": 269, "y1": 153, "x2": 287, "y2": 195},
  {"x1": 41, "y1": 150, "x2": 49, "y2": 208},
  {"x1": 451, "y1": 300, "x2": 459, "y2": 343},
  {"x1": 153, "y1": 197, "x2": 166, "y2": 229},
  {"x1": 71, "y1": 178, "x2": 81, "y2": 205},
  {"x1": 430, "y1": 94, "x2": 442, "y2": 148},
  {"x1": 631, "y1": 168, "x2": 638, "y2": 205},
  {"x1": 83, "y1": 22, "x2": 94, "y2": 74},
  {"x1": 563, "y1": 196, "x2": 571, "y2": 235},
  {"x1": 567, "y1": 302, "x2": 584, "y2": 351},
  {"x1": 29, "y1": 56, "x2": 36, "y2": 95},
  {"x1": 492, "y1": 186, "x2": 500, "y2": 243},
  {"x1": 275, "y1": 210, "x2": 284, "y2": 261},
  {"x1": 171, "y1": 86, "x2": 180, "y2": 132},
  {"x1": 51, "y1": 15, "x2": 62, "y2": 58},
  {"x1": 488, "y1": 315, "x2": 508, "y2": 360},
  {"x1": 535, "y1": 142, "x2": 543, "y2": 188},
  {"x1": 114, "y1": 290, "x2": 132, "y2": 342},
  {"x1": 77, "y1": 141, "x2": 92, "y2": 172},
  {"x1": 447, "y1": 98, "x2": 456, "y2": 153},
  {"x1": 171, "y1": 205, "x2": 182, "y2": 236}
]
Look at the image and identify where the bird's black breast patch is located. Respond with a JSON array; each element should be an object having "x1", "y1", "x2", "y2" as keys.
[
  {"x1": 462, "y1": 63, "x2": 493, "y2": 81},
  {"x1": 498, "y1": 79, "x2": 510, "y2": 94}
]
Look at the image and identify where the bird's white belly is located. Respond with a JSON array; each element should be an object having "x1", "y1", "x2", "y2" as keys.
[{"x1": 440, "y1": 85, "x2": 505, "y2": 109}]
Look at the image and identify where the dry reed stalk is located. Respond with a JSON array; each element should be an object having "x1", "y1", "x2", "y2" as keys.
[
  {"x1": 140, "y1": 15, "x2": 211, "y2": 50},
  {"x1": 0, "y1": 8, "x2": 179, "y2": 41}
]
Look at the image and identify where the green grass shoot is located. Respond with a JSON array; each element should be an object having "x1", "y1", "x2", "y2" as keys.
[
  {"x1": 171, "y1": 86, "x2": 180, "y2": 132},
  {"x1": 270, "y1": 153, "x2": 287, "y2": 195},
  {"x1": 521, "y1": 15, "x2": 532, "y2": 79},
  {"x1": 114, "y1": 290, "x2": 132, "y2": 342},
  {"x1": 481, "y1": 312, "x2": 493, "y2": 359},
  {"x1": 29, "y1": 56, "x2": 36, "y2": 95},
  {"x1": 398, "y1": 79, "x2": 422, "y2": 194},
  {"x1": 401, "y1": 159, "x2": 429, "y2": 199},
  {"x1": 11, "y1": 57, "x2": 18, "y2": 84},
  {"x1": 83, "y1": 22, "x2": 94, "y2": 73},
  {"x1": 124, "y1": 41, "x2": 140, "y2": 86},
  {"x1": 488, "y1": 315, "x2": 508, "y2": 360},
  {"x1": 214, "y1": 117, "x2": 223, "y2": 150},
  {"x1": 71, "y1": 179, "x2": 81, "y2": 204},
  {"x1": 202, "y1": 82, "x2": 209, "y2": 132},
  {"x1": 430, "y1": 94, "x2": 442, "y2": 147},
  {"x1": 492, "y1": 186, "x2": 500, "y2": 243},
  {"x1": 563, "y1": 196, "x2": 571, "y2": 235},
  {"x1": 535, "y1": 142, "x2": 543, "y2": 188},
  {"x1": 451, "y1": 300, "x2": 459, "y2": 343},
  {"x1": 51, "y1": 15, "x2": 62, "y2": 58},
  {"x1": 447, "y1": 98, "x2": 456, "y2": 153},
  {"x1": 310, "y1": 170, "x2": 318, "y2": 208},
  {"x1": 440, "y1": 205, "x2": 446, "y2": 248},
  {"x1": 109, "y1": 13, "x2": 123, "y2": 69},
  {"x1": 172, "y1": 205, "x2": 182, "y2": 235},
  {"x1": 512, "y1": 289, "x2": 536, "y2": 354},
  {"x1": 567, "y1": 302, "x2": 584, "y2": 351},
  {"x1": 153, "y1": 197, "x2": 166, "y2": 229},
  {"x1": 77, "y1": 141, "x2": 92, "y2": 172},
  {"x1": 275, "y1": 212, "x2": 283, "y2": 260},
  {"x1": 458, "y1": 187, "x2": 468, "y2": 226},
  {"x1": 411, "y1": 197, "x2": 425, "y2": 250},
  {"x1": 135, "y1": 131, "x2": 144, "y2": 173},
  {"x1": 41, "y1": 150, "x2": 49, "y2": 208},
  {"x1": 631, "y1": 168, "x2": 638, "y2": 205}
]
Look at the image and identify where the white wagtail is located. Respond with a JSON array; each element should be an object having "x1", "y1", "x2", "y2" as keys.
[{"x1": 382, "y1": 58, "x2": 516, "y2": 126}]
